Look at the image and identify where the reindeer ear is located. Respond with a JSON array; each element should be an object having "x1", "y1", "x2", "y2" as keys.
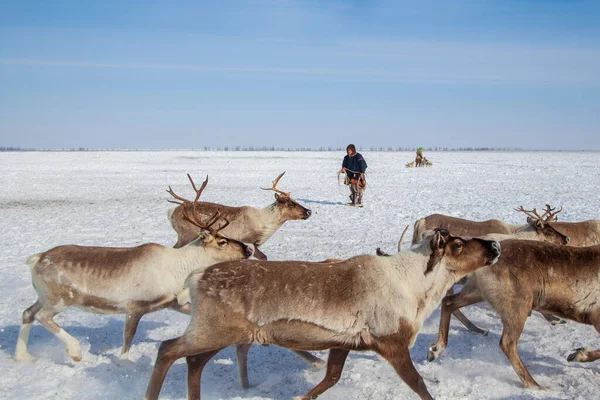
[
  {"x1": 274, "y1": 193, "x2": 280, "y2": 200},
  {"x1": 526, "y1": 216, "x2": 533, "y2": 224},
  {"x1": 432, "y1": 228, "x2": 449, "y2": 249}
]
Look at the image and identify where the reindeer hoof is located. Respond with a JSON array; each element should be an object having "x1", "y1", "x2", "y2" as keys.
[
  {"x1": 68, "y1": 349, "x2": 82, "y2": 362},
  {"x1": 427, "y1": 343, "x2": 445, "y2": 362},
  {"x1": 567, "y1": 348, "x2": 587, "y2": 362},
  {"x1": 524, "y1": 383, "x2": 549, "y2": 390},
  {"x1": 14, "y1": 352, "x2": 36, "y2": 362}
]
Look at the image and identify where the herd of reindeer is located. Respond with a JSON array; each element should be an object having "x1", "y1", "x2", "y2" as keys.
[{"x1": 13, "y1": 171, "x2": 600, "y2": 400}]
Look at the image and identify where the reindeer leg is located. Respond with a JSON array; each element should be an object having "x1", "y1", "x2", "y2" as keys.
[
  {"x1": 145, "y1": 337, "x2": 188, "y2": 400},
  {"x1": 187, "y1": 350, "x2": 222, "y2": 400},
  {"x1": 292, "y1": 350, "x2": 326, "y2": 368},
  {"x1": 235, "y1": 344, "x2": 252, "y2": 389},
  {"x1": 447, "y1": 287, "x2": 487, "y2": 335},
  {"x1": 145, "y1": 300, "x2": 254, "y2": 400},
  {"x1": 15, "y1": 300, "x2": 42, "y2": 361},
  {"x1": 429, "y1": 284, "x2": 485, "y2": 362},
  {"x1": 292, "y1": 348, "x2": 350, "y2": 400},
  {"x1": 121, "y1": 311, "x2": 145, "y2": 358},
  {"x1": 499, "y1": 309, "x2": 546, "y2": 389},
  {"x1": 567, "y1": 348, "x2": 600, "y2": 362},
  {"x1": 540, "y1": 312, "x2": 566, "y2": 325},
  {"x1": 567, "y1": 312, "x2": 600, "y2": 362},
  {"x1": 35, "y1": 305, "x2": 81, "y2": 362},
  {"x1": 376, "y1": 333, "x2": 433, "y2": 400},
  {"x1": 452, "y1": 310, "x2": 488, "y2": 335}
]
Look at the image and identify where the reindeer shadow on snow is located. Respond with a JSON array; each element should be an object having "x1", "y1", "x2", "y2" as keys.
[
  {"x1": 297, "y1": 198, "x2": 345, "y2": 206},
  {"x1": 2, "y1": 315, "x2": 167, "y2": 361}
]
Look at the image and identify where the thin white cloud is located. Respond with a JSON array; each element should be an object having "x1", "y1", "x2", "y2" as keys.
[{"x1": 1, "y1": 57, "x2": 598, "y2": 86}]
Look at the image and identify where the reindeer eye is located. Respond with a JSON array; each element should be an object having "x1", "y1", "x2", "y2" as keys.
[
  {"x1": 455, "y1": 242, "x2": 463, "y2": 249},
  {"x1": 217, "y1": 239, "x2": 227, "y2": 246}
]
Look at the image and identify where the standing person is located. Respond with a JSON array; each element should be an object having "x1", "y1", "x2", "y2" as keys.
[{"x1": 340, "y1": 144, "x2": 367, "y2": 207}]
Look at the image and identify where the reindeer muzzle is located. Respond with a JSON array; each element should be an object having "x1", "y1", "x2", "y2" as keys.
[
  {"x1": 486, "y1": 241, "x2": 501, "y2": 265},
  {"x1": 245, "y1": 245, "x2": 255, "y2": 258},
  {"x1": 248, "y1": 245, "x2": 268, "y2": 260},
  {"x1": 303, "y1": 209, "x2": 312, "y2": 219}
]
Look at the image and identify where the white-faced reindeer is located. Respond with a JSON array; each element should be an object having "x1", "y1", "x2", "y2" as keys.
[
  {"x1": 14, "y1": 177, "x2": 255, "y2": 363},
  {"x1": 168, "y1": 172, "x2": 311, "y2": 251},
  {"x1": 413, "y1": 206, "x2": 570, "y2": 333},
  {"x1": 144, "y1": 229, "x2": 501, "y2": 400},
  {"x1": 428, "y1": 239, "x2": 600, "y2": 389}
]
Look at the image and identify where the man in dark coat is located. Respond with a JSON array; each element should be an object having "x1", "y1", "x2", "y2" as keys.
[{"x1": 341, "y1": 144, "x2": 367, "y2": 207}]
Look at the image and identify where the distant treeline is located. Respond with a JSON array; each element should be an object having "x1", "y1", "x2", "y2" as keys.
[{"x1": 1, "y1": 146, "x2": 542, "y2": 152}]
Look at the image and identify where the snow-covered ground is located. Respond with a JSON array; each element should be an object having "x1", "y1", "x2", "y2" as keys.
[{"x1": 0, "y1": 150, "x2": 598, "y2": 400}]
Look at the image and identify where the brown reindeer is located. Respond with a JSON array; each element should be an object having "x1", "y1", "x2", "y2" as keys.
[
  {"x1": 412, "y1": 205, "x2": 568, "y2": 246},
  {"x1": 169, "y1": 172, "x2": 311, "y2": 251},
  {"x1": 15, "y1": 178, "x2": 254, "y2": 362},
  {"x1": 144, "y1": 229, "x2": 501, "y2": 400},
  {"x1": 428, "y1": 239, "x2": 600, "y2": 389},
  {"x1": 413, "y1": 206, "x2": 570, "y2": 333},
  {"x1": 169, "y1": 174, "x2": 322, "y2": 388}
]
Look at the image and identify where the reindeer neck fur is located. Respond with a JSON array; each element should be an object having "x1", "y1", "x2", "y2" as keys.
[
  {"x1": 252, "y1": 203, "x2": 288, "y2": 243},
  {"x1": 164, "y1": 239, "x2": 217, "y2": 285},
  {"x1": 389, "y1": 246, "x2": 460, "y2": 334}
]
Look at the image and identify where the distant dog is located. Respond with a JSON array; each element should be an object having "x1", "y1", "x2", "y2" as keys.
[{"x1": 406, "y1": 161, "x2": 415, "y2": 167}]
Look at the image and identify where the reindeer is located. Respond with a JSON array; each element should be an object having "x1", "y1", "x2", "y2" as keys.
[
  {"x1": 169, "y1": 173, "x2": 322, "y2": 388},
  {"x1": 412, "y1": 205, "x2": 568, "y2": 246},
  {"x1": 144, "y1": 229, "x2": 501, "y2": 400},
  {"x1": 412, "y1": 206, "x2": 570, "y2": 333},
  {"x1": 14, "y1": 177, "x2": 255, "y2": 363},
  {"x1": 428, "y1": 239, "x2": 600, "y2": 389},
  {"x1": 168, "y1": 172, "x2": 311, "y2": 251}
]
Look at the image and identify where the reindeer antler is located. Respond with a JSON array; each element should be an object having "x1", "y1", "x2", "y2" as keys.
[
  {"x1": 543, "y1": 204, "x2": 563, "y2": 222},
  {"x1": 397, "y1": 225, "x2": 410, "y2": 252},
  {"x1": 261, "y1": 172, "x2": 291, "y2": 197},
  {"x1": 182, "y1": 204, "x2": 228, "y2": 233},
  {"x1": 515, "y1": 205, "x2": 544, "y2": 222},
  {"x1": 167, "y1": 174, "x2": 209, "y2": 205},
  {"x1": 167, "y1": 174, "x2": 230, "y2": 233}
]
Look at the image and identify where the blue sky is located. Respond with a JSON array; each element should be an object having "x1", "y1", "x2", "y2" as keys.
[{"x1": 1, "y1": 0, "x2": 599, "y2": 150}]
